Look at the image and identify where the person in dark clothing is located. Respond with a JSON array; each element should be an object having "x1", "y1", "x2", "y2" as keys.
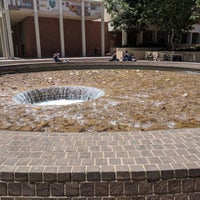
[
  {"x1": 109, "y1": 50, "x2": 119, "y2": 61},
  {"x1": 53, "y1": 50, "x2": 62, "y2": 62},
  {"x1": 123, "y1": 50, "x2": 130, "y2": 61},
  {"x1": 123, "y1": 50, "x2": 137, "y2": 61}
]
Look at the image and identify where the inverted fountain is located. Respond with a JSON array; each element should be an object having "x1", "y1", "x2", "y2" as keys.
[{"x1": 13, "y1": 86, "x2": 105, "y2": 106}]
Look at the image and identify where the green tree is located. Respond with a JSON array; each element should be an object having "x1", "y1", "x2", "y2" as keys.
[
  {"x1": 104, "y1": 0, "x2": 200, "y2": 50},
  {"x1": 104, "y1": 0, "x2": 150, "y2": 31},
  {"x1": 148, "y1": 0, "x2": 199, "y2": 50}
]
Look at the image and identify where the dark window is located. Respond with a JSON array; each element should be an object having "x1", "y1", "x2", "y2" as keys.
[
  {"x1": 192, "y1": 33, "x2": 199, "y2": 44},
  {"x1": 181, "y1": 33, "x2": 188, "y2": 44}
]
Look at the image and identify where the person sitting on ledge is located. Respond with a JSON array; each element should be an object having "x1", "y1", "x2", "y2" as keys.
[
  {"x1": 123, "y1": 50, "x2": 137, "y2": 61},
  {"x1": 109, "y1": 50, "x2": 119, "y2": 61},
  {"x1": 53, "y1": 50, "x2": 69, "y2": 63},
  {"x1": 53, "y1": 50, "x2": 62, "y2": 62}
]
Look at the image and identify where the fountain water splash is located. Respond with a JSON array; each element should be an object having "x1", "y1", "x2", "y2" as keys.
[{"x1": 13, "y1": 86, "x2": 105, "y2": 105}]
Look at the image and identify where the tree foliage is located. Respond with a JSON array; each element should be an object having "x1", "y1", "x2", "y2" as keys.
[
  {"x1": 147, "y1": 0, "x2": 199, "y2": 49},
  {"x1": 104, "y1": 0, "x2": 200, "y2": 49},
  {"x1": 104, "y1": 0, "x2": 150, "y2": 31}
]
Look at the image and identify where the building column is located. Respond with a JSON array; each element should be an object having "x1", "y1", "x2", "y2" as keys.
[
  {"x1": 100, "y1": 2, "x2": 105, "y2": 56},
  {"x1": 58, "y1": 0, "x2": 65, "y2": 57},
  {"x1": 0, "y1": 19, "x2": 6, "y2": 57},
  {"x1": 3, "y1": 0, "x2": 14, "y2": 58},
  {"x1": 81, "y1": 0, "x2": 86, "y2": 57},
  {"x1": 33, "y1": 0, "x2": 41, "y2": 58},
  {"x1": 0, "y1": 1, "x2": 6, "y2": 57},
  {"x1": 167, "y1": 32, "x2": 170, "y2": 44},
  {"x1": 122, "y1": 30, "x2": 127, "y2": 46},
  {"x1": 197, "y1": 33, "x2": 200, "y2": 44},
  {"x1": 154, "y1": 30, "x2": 158, "y2": 43},
  {"x1": 188, "y1": 32, "x2": 193, "y2": 45},
  {"x1": 0, "y1": 13, "x2": 10, "y2": 58}
]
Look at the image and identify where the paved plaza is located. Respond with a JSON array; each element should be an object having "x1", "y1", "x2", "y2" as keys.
[{"x1": 0, "y1": 128, "x2": 200, "y2": 173}]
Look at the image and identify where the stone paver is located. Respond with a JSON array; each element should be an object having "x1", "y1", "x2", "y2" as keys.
[{"x1": 0, "y1": 128, "x2": 199, "y2": 174}]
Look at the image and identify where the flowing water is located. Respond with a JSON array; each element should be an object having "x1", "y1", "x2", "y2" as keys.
[{"x1": 13, "y1": 86, "x2": 105, "y2": 105}]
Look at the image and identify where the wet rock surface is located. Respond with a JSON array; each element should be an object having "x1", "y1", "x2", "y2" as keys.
[{"x1": 0, "y1": 69, "x2": 199, "y2": 132}]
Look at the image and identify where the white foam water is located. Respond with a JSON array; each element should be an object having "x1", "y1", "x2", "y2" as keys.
[
  {"x1": 13, "y1": 86, "x2": 105, "y2": 105},
  {"x1": 36, "y1": 99, "x2": 84, "y2": 106}
]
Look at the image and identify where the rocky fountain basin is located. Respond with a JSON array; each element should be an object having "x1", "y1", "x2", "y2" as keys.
[{"x1": 0, "y1": 68, "x2": 199, "y2": 132}]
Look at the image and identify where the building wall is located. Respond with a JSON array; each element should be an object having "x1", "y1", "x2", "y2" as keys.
[
  {"x1": 86, "y1": 20, "x2": 109, "y2": 56},
  {"x1": 39, "y1": 17, "x2": 61, "y2": 57},
  {"x1": 12, "y1": 22, "x2": 24, "y2": 57},
  {"x1": 12, "y1": 17, "x2": 109, "y2": 58},
  {"x1": 108, "y1": 31, "x2": 122, "y2": 48},
  {"x1": 63, "y1": 19, "x2": 82, "y2": 57},
  {"x1": 23, "y1": 17, "x2": 37, "y2": 58}
]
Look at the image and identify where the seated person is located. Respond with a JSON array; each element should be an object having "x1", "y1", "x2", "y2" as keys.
[
  {"x1": 109, "y1": 50, "x2": 119, "y2": 61},
  {"x1": 147, "y1": 53, "x2": 153, "y2": 61},
  {"x1": 123, "y1": 51, "x2": 137, "y2": 61},
  {"x1": 123, "y1": 50, "x2": 130, "y2": 61},
  {"x1": 129, "y1": 54, "x2": 137, "y2": 61},
  {"x1": 53, "y1": 50, "x2": 62, "y2": 62}
]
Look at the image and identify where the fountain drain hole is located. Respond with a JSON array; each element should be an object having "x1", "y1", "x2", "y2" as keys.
[{"x1": 13, "y1": 86, "x2": 105, "y2": 105}]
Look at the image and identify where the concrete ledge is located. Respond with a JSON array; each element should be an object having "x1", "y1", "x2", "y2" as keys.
[
  {"x1": 0, "y1": 61, "x2": 200, "y2": 79},
  {"x1": 0, "y1": 57, "x2": 200, "y2": 70}
]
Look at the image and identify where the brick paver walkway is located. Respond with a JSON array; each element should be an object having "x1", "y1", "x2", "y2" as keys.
[{"x1": 0, "y1": 128, "x2": 199, "y2": 174}]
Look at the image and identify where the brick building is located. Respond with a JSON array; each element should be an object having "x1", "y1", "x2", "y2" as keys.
[
  {"x1": 1, "y1": 0, "x2": 200, "y2": 59},
  {"x1": 0, "y1": 0, "x2": 109, "y2": 58}
]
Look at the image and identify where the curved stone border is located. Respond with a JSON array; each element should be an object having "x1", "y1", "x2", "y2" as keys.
[
  {"x1": 0, "y1": 59, "x2": 200, "y2": 76},
  {"x1": 0, "y1": 128, "x2": 199, "y2": 199}
]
